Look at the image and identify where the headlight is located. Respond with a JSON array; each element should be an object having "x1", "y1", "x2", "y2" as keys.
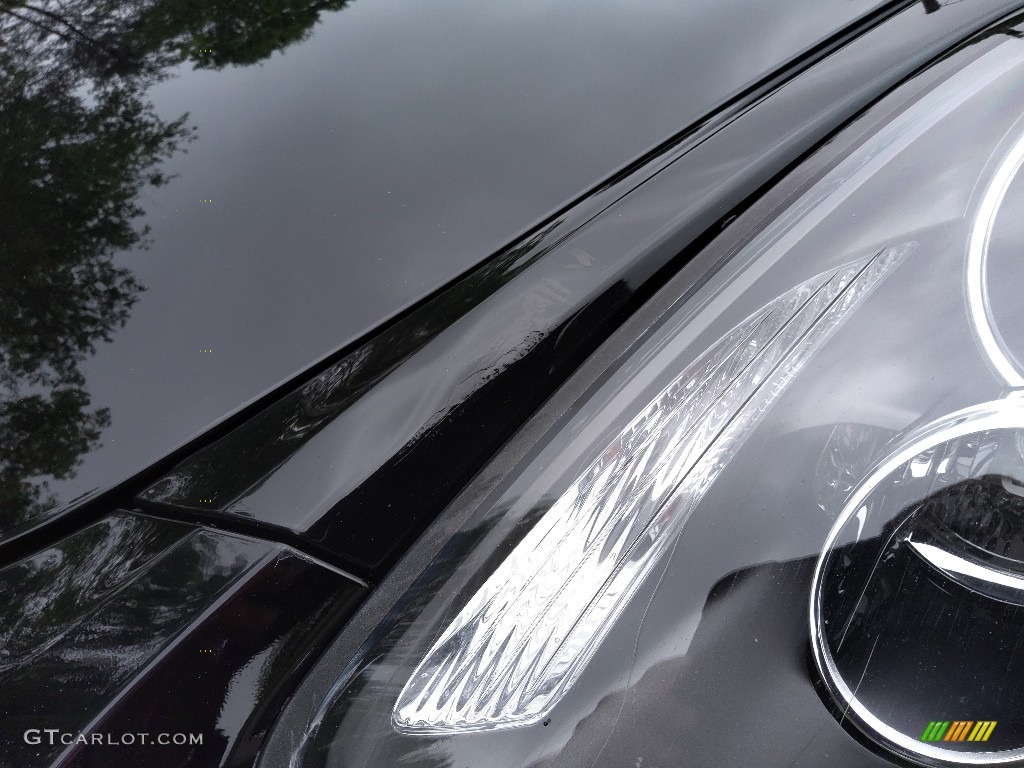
[{"x1": 290, "y1": 27, "x2": 1024, "y2": 768}]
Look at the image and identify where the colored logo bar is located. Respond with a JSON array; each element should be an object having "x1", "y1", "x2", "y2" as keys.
[{"x1": 921, "y1": 721, "x2": 997, "y2": 742}]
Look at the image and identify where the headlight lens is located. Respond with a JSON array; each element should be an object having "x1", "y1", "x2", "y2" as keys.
[
  {"x1": 295, "y1": 32, "x2": 1024, "y2": 768},
  {"x1": 812, "y1": 400, "x2": 1024, "y2": 767}
]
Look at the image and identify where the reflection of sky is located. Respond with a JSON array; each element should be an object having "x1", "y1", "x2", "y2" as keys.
[{"x1": 65, "y1": 0, "x2": 884, "y2": 510}]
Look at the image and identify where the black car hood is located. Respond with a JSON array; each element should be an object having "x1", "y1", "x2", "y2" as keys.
[{"x1": 1, "y1": 0, "x2": 886, "y2": 542}]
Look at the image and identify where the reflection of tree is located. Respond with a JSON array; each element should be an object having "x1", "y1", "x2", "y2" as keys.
[
  {"x1": 0, "y1": 391, "x2": 110, "y2": 529},
  {"x1": 0, "y1": 38, "x2": 188, "y2": 532},
  {"x1": 129, "y1": 0, "x2": 352, "y2": 70},
  {"x1": 1, "y1": 0, "x2": 350, "y2": 80},
  {"x1": 0, "y1": 0, "x2": 350, "y2": 536}
]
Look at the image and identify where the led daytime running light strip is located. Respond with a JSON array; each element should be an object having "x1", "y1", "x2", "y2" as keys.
[
  {"x1": 967, "y1": 128, "x2": 1024, "y2": 389},
  {"x1": 394, "y1": 244, "x2": 909, "y2": 733}
]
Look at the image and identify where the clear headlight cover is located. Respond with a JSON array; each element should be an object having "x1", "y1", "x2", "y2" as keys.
[{"x1": 296, "y1": 33, "x2": 1024, "y2": 768}]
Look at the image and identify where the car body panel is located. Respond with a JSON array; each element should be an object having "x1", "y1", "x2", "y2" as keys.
[
  {"x1": 0, "y1": 0, "x2": 891, "y2": 545},
  {"x1": 255, "y1": 5, "x2": 1024, "y2": 765},
  {"x1": 4, "y1": 1, "x2": 1024, "y2": 767},
  {"x1": 140, "y1": 0, "x2": 1022, "y2": 578},
  {"x1": 0, "y1": 511, "x2": 364, "y2": 768}
]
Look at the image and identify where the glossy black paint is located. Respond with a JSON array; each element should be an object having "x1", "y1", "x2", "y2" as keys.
[
  {"x1": 259, "y1": 12, "x2": 1024, "y2": 763},
  {"x1": 0, "y1": 0, "x2": 892, "y2": 548},
  {"x1": 520, "y1": 556, "x2": 887, "y2": 768},
  {"x1": 59, "y1": 543, "x2": 365, "y2": 768},
  {"x1": 5, "y1": 3, "x2": 1024, "y2": 768},
  {"x1": 0, "y1": 511, "x2": 364, "y2": 768},
  {"x1": 141, "y1": 0, "x2": 1024, "y2": 579}
]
